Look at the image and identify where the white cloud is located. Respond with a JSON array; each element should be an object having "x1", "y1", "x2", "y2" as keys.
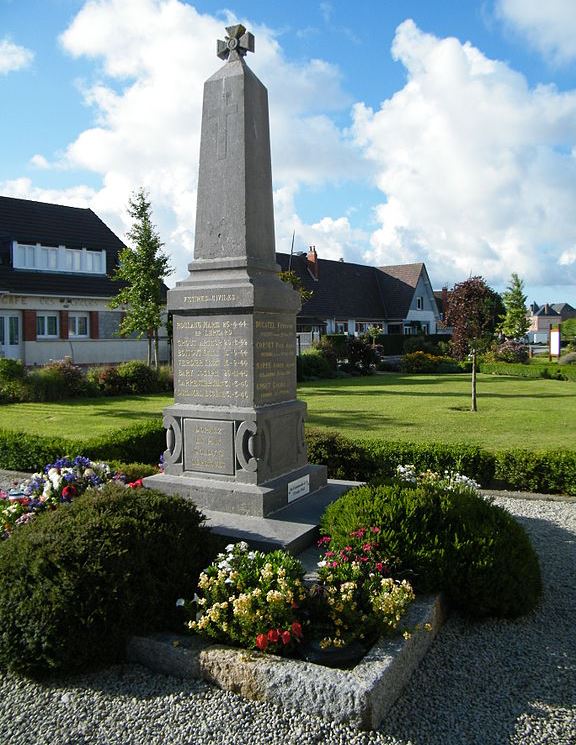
[
  {"x1": 29, "y1": 154, "x2": 50, "y2": 169},
  {"x1": 0, "y1": 37, "x2": 34, "y2": 74},
  {"x1": 0, "y1": 177, "x2": 96, "y2": 207},
  {"x1": 43, "y1": 0, "x2": 364, "y2": 282},
  {"x1": 496, "y1": 0, "x2": 576, "y2": 66},
  {"x1": 352, "y1": 19, "x2": 576, "y2": 291}
]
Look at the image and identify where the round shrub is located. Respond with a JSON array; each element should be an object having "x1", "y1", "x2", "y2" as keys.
[
  {"x1": 320, "y1": 483, "x2": 542, "y2": 619},
  {"x1": 559, "y1": 352, "x2": 576, "y2": 366},
  {"x1": 0, "y1": 482, "x2": 216, "y2": 678},
  {"x1": 87, "y1": 365, "x2": 126, "y2": 395},
  {"x1": 0, "y1": 358, "x2": 26, "y2": 382},
  {"x1": 116, "y1": 360, "x2": 159, "y2": 393},
  {"x1": 300, "y1": 349, "x2": 336, "y2": 380}
]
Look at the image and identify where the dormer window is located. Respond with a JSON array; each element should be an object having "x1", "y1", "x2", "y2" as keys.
[{"x1": 13, "y1": 242, "x2": 105, "y2": 274}]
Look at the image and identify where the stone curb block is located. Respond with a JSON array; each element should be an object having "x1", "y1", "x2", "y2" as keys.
[{"x1": 127, "y1": 594, "x2": 446, "y2": 730}]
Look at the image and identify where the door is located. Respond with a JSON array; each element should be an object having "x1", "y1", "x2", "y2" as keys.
[{"x1": 0, "y1": 313, "x2": 22, "y2": 360}]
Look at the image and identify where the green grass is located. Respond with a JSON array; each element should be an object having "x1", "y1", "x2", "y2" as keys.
[
  {"x1": 298, "y1": 373, "x2": 576, "y2": 451},
  {"x1": 1, "y1": 373, "x2": 575, "y2": 452},
  {"x1": 0, "y1": 394, "x2": 172, "y2": 439}
]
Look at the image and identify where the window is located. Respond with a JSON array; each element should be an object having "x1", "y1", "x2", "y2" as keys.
[
  {"x1": 15, "y1": 244, "x2": 36, "y2": 268},
  {"x1": 13, "y1": 243, "x2": 106, "y2": 274},
  {"x1": 36, "y1": 313, "x2": 59, "y2": 338},
  {"x1": 335, "y1": 321, "x2": 348, "y2": 334},
  {"x1": 69, "y1": 313, "x2": 89, "y2": 338},
  {"x1": 416, "y1": 296, "x2": 424, "y2": 310},
  {"x1": 65, "y1": 249, "x2": 82, "y2": 272},
  {"x1": 40, "y1": 247, "x2": 58, "y2": 270}
]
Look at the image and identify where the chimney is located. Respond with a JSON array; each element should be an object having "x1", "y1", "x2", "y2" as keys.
[{"x1": 307, "y1": 245, "x2": 319, "y2": 280}]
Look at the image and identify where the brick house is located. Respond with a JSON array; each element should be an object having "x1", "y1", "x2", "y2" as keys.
[{"x1": 0, "y1": 195, "x2": 168, "y2": 365}]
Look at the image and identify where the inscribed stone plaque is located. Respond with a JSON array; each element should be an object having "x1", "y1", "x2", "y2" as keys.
[
  {"x1": 254, "y1": 313, "x2": 296, "y2": 405},
  {"x1": 184, "y1": 419, "x2": 235, "y2": 475},
  {"x1": 174, "y1": 314, "x2": 251, "y2": 406}
]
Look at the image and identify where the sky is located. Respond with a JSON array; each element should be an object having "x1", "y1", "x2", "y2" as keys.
[{"x1": 1, "y1": 0, "x2": 576, "y2": 306}]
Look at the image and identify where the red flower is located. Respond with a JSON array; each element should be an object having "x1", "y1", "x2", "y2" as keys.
[
  {"x1": 61, "y1": 485, "x2": 78, "y2": 500},
  {"x1": 281, "y1": 630, "x2": 291, "y2": 645},
  {"x1": 362, "y1": 543, "x2": 373, "y2": 552},
  {"x1": 317, "y1": 536, "x2": 331, "y2": 546},
  {"x1": 350, "y1": 528, "x2": 366, "y2": 538},
  {"x1": 255, "y1": 634, "x2": 268, "y2": 650},
  {"x1": 127, "y1": 479, "x2": 144, "y2": 489},
  {"x1": 291, "y1": 621, "x2": 303, "y2": 638},
  {"x1": 375, "y1": 562, "x2": 384, "y2": 572},
  {"x1": 267, "y1": 629, "x2": 280, "y2": 643},
  {"x1": 371, "y1": 526, "x2": 381, "y2": 534}
]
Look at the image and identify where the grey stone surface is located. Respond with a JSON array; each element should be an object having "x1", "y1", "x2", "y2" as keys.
[
  {"x1": 127, "y1": 594, "x2": 446, "y2": 731},
  {"x1": 149, "y1": 26, "x2": 328, "y2": 530}
]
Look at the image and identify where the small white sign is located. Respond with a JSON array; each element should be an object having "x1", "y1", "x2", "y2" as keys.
[
  {"x1": 550, "y1": 326, "x2": 561, "y2": 358},
  {"x1": 287, "y1": 474, "x2": 310, "y2": 503}
]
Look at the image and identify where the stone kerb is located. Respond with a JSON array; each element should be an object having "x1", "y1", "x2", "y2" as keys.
[{"x1": 127, "y1": 594, "x2": 447, "y2": 731}]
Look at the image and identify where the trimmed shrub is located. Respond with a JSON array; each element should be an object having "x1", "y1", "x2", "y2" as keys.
[
  {"x1": 109, "y1": 461, "x2": 160, "y2": 482},
  {"x1": 116, "y1": 360, "x2": 159, "y2": 393},
  {"x1": 494, "y1": 449, "x2": 576, "y2": 495},
  {"x1": 305, "y1": 428, "x2": 375, "y2": 481},
  {"x1": 320, "y1": 483, "x2": 542, "y2": 618},
  {"x1": 323, "y1": 334, "x2": 348, "y2": 358},
  {"x1": 364, "y1": 439, "x2": 496, "y2": 486},
  {"x1": 86, "y1": 365, "x2": 125, "y2": 395},
  {"x1": 480, "y1": 360, "x2": 576, "y2": 381},
  {"x1": 0, "y1": 482, "x2": 215, "y2": 678},
  {"x1": 0, "y1": 359, "x2": 26, "y2": 382},
  {"x1": 559, "y1": 352, "x2": 576, "y2": 366},
  {"x1": 299, "y1": 349, "x2": 336, "y2": 380},
  {"x1": 0, "y1": 420, "x2": 166, "y2": 471}
]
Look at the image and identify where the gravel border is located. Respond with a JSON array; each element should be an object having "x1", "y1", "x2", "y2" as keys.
[{"x1": 0, "y1": 476, "x2": 574, "y2": 743}]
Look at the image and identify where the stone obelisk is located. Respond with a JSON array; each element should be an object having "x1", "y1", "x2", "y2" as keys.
[{"x1": 145, "y1": 26, "x2": 327, "y2": 518}]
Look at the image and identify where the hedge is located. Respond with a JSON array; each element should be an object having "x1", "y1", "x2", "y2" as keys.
[
  {"x1": 306, "y1": 428, "x2": 576, "y2": 496},
  {"x1": 0, "y1": 420, "x2": 165, "y2": 471},
  {"x1": 480, "y1": 360, "x2": 576, "y2": 381},
  {"x1": 1, "y1": 422, "x2": 575, "y2": 495}
]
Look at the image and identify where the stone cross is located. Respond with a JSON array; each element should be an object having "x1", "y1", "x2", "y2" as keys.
[{"x1": 217, "y1": 24, "x2": 255, "y2": 62}]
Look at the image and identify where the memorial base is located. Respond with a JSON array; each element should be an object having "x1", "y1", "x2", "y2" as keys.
[
  {"x1": 143, "y1": 475, "x2": 358, "y2": 554},
  {"x1": 143, "y1": 463, "x2": 328, "y2": 518}
]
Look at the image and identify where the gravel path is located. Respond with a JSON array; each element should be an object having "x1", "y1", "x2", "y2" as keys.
[{"x1": 0, "y1": 485, "x2": 574, "y2": 744}]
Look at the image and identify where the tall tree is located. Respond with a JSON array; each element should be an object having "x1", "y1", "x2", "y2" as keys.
[
  {"x1": 499, "y1": 273, "x2": 529, "y2": 340},
  {"x1": 444, "y1": 276, "x2": 504, "y2": 411},
  {"x1": 109, "y1": 189, "x2": 172, "y2": 368}
]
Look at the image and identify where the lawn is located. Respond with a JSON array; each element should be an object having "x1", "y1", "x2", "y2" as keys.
[
  {"x1": 298, "y1": 372, "x2": 576, "y2": 451},
  {"x1": 0, "y1": 373, "x2": 574, "y2": 451},
  {"x1": 0, "y1": 394, "x2": 173, "y2": 439}
]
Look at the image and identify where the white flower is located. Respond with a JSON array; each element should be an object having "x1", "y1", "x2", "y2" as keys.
[
  {"x1": 225, "y1": 544, "x2": 235, "y2": 553},
  {"x1": 175, "y1": 598, "x2": 185, "y2": 607},
  {"x1": 247, "y1": 551, "x2": 256, "y2": 560},
  {"x1": 237, "y1": 541, "x2": 249, "y2": 552},
  {"x1": 317, "y1": 560, "x2": 327, "y2": 568}
]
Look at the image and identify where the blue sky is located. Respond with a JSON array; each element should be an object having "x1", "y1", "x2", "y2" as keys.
[{"x1": 2, "y1": 0, "x2": 576, "y2": 305}]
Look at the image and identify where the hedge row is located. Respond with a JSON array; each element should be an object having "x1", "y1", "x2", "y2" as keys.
[
  {"x1": 306, "y1": 428, "x2": 576, "y2": 496},
  {"x1": 0, "y1": 420, "x2": 165, "y2": 472},
  {"x1": 479, "y1": 360, "x2": 576, "y2": 381},
  {"x1": 1, "y1": 422, "x2": 574, "y2": 495}
]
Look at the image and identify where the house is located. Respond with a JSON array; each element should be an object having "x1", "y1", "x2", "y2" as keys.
[
  {"x1": 527, "y1": 302, "x2": 562, "y2": 343},
  {"x1": 276, "y1": 248, "x2": 442, "y2": 344},
  {"x1": 0, "y1": 195, "x2": 168, "y2": 366}
]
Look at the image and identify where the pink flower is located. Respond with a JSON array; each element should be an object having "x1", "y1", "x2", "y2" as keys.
[
  {"x1": 350, "y1": 528, "x2": 366, "y2": 538},
  {"x1": 317, "y1": 536, "x2": 331, "y2": 546},
  {"x1": 255, "y1": 634, "x2": 268, "y2": 650},
  {"x1": 362, "y1": 543, "x2": 373, "y2": 552},
  {"x1": 370, "y1": 527, "x2": 381, "y2": 534}
]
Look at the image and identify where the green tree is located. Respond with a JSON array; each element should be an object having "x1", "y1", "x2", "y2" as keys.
[
  {"x1": 445, "y1": 277, "x2": 504, "y2": 412},
  {"x1": 278, "y1": 270, "x2": 313, "y2": 302},
  {"x1": 110, "y1": 189, "x2": 172, "y2": 368},
  {"x1": 499, "y1": 273, "x2": 530, "y2": 340}
]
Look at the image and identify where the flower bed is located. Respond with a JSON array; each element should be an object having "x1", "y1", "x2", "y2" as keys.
[{"x1": 0, "y1": 456, "x2": 149, "y2": 539}]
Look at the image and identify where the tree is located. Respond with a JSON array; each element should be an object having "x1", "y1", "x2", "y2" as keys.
[
  {"x1": 499, "y1": 273, "x2": 530, "y2": 340},
  {"x1": 444, "y1": 277, "x2": 504, "y2": 412},
  {"x1": 109, "y1": 189, "x2": 172, "y2": 368},
  {"x1": 278, "y1": 270, "x2": 313, "y2": 302}
]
